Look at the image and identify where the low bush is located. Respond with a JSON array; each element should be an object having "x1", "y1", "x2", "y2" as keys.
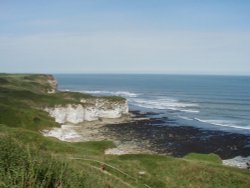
[{"x1": 0, "y1": 136, "x2": 87, "y2": 188}]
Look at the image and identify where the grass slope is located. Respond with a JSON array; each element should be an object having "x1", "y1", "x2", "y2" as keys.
[{"x1": 0, "y1": 74, "x2": 250, "y2": 188}]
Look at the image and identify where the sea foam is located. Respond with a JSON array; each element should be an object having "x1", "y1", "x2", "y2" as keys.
[
  {"x1": 130, "y1": 98, "x2": 199, "y2": 113},
  {"x1": 80, "y1": 90, "x2": 139, "y2": 97},
  {"x1": 194, "y1": 118, "x2": 250, "y2": 130}
]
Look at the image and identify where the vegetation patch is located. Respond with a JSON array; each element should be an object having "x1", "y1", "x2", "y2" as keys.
[
  {"x1": 0, "y1": 135, "x2": 87, "y2": 188},
  {"x1": 184, "y1": 153, "x2": 222, "y2": 164}
]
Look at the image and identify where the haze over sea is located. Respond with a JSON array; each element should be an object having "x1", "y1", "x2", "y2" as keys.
[{"x1": 55, "y1": 74, "x2": 250, "y2": 134}]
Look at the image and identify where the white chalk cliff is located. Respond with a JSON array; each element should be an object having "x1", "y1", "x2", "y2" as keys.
[
  {"x1": 43, "y1": 75, "x2": 128, "y2": 124},
  {"x1": 44, "y1": 99, "x2": 129, "y2": 124}
]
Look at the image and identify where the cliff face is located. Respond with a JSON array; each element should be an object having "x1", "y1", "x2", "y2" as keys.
[
  {"x1": 46, "y1": 75, "x2": 58, "y2": 93},
  {"x1": 40, "y1": 75, "x2": 129, "y2": 124},
  {"x1": 44, "y1": 100, "x2": 129, "y2": 124}
]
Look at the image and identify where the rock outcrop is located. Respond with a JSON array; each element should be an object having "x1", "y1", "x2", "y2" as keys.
[{"x1": 44, "y1": 100, "x2": 129, "y2": 124}]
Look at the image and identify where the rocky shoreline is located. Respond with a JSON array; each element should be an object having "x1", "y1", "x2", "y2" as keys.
[
  {"x1": 43, "y1": 110, "x2": 250, "y2": 169},
  {"x1": 102, "y1": 111, "x2": 250, "y2": 159}
]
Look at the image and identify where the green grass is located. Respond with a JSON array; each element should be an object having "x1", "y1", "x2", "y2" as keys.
[
  {"x1": 2, "y1": 123, "x2": 250, "y2": 188},
  {"x1": 0, "y1": 103, "x2": 58, "y2": 130},
  {"x1": 0, "y1": 74, "x2": 250, "y2": 188},
  {"x1": 0, "y1": 135, "x2": 88, "y2": 188},
  {"x1": 184, "y1": 153, "x2": 222, "y2": 164}
]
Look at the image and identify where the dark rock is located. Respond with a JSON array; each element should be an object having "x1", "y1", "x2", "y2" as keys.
[{"x1": 102, "y1": 114, "x2": 250, "y2": 159}]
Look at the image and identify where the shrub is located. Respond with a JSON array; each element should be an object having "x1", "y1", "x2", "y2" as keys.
[{"x1": 0, "y1": 136, "x2": 87, "y2": 188}]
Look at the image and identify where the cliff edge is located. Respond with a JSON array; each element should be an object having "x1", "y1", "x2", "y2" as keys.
[{"x1": 0, "y1": 73, "x2": 128, "y2": 129}]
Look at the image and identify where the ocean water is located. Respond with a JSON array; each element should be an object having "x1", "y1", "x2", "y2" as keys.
[{"x1": 55, "y1": 74, "x2": 250, "y2": 134}]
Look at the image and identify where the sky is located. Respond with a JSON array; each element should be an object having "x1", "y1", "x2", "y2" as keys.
[{"x1": 0, "y1": 0, "x2": 250, "y2": 75}]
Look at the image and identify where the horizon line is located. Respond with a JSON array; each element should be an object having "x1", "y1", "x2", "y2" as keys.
[{"x1": 1, "y1": 72, "x2": 250, "y2": 77}]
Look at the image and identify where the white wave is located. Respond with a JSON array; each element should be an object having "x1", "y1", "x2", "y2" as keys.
[
  {"x1": 60, "y1": 89, "x2": 70, "y2": 92},
  {"x1": 130, "y1": 98, "x2": 199, "y2": 113},
  {"x1": 178, "y1": 116, "x2": 193, "y2": 121},
  {"x1": 79, "y1": 90, "x2": 140, "y2": 97},
  {"x1": 82, "y1": 90, "x2": 103, "y2": 94},
  {"x1": 114, "y1": 91, "x2": 139, "y2": 97},
  {"x1": 194, "y1": 118, "x2": 250, "y2": 130},
  {"x1": 179, "y1": 109, "x2": 200, "y2": 113}
]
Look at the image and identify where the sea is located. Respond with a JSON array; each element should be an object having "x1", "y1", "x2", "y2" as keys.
[{"x1": 55, "y1": 74, "x2": 250, "y2": 135}]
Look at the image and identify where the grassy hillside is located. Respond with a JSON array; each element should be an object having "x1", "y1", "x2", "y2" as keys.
[{"x1": 0, "y1": 74, "x2": 250, "y2": 188}]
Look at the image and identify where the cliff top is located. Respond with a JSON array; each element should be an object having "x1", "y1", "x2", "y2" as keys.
[
  {"x1": 0, "y1": 73, "x2": 125, "y2": 101},
  {"x1": 0, "y1": 73, "x2": 126, "y2": 130},
  {"x1": 0, "y1": 73, "x2": 57, "y2": 94}
]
